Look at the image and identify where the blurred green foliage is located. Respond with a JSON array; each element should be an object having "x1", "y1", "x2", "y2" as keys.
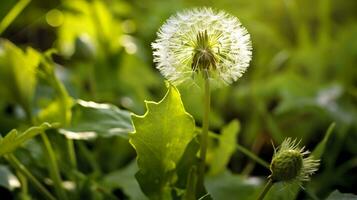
[{"x1": 0, "y1": 0, "x2": 356, "y2": 199}]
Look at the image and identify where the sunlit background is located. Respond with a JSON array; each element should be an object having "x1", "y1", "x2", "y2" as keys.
[{"x1": 0, "y1": 0, "x2": 356, "y2": 199}]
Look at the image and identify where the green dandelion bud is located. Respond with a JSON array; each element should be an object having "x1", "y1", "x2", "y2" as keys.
[
  {"x1": 270, "y1": 149, "x2": 303, "y2": 182},
  {"x1": 269, "y1": 138, "x2": 320, "y2": 184},
  {"x1": 152, "y1": 7, "x2": 252, "y2": 85},
  {"x1": 257, "y1": 138, "x2": 320, "y2": 200}
]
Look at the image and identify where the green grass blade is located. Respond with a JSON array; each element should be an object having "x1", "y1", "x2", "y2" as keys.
[
  {"x1": 0, "y1": 0, "x2": 31, "y2": 35},
  {"x1": 312, "y1": 122, "x2": 336, "y2": 159}
]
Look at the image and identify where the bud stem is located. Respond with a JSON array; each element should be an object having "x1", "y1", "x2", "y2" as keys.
[
  {"x1": 257, "y1": 178, "x2": 274, "y2": 200},
  {"x1": 197, "y1": 72, "x2": 211, "y2": 195}
]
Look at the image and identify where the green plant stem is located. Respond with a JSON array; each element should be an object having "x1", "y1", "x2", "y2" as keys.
[
  {"x1": 257, "y1": 179, "x2": 273, "y2": 200},
  {"x1": 305, "y1": 188, "x2": 319, "y2": 200},
  {"x1": 184, "y1": 166, "x2": 197, "y2": 200},
  {"x1": 41, "y1": 53, "x2": 77, "y2": 198},
  {"x1": 17, "y1": 172, "x2": 29, "y2": 199},
  {"x1": 66, "y1": 139, "x2": 77, "y2": 169},
  {"x1": 5, "y1": 154, "x2": 56, "y2": 200},
  {"x1": 208, "y1": 132, "x2": 270, "y2": 169},
  {"x1": 236, "y1": 143, "x2": 270, "y2": 169},
  {"x1": 0, "y1": 0, "x2": 30, "y2": 35},
  {"x1": 242, "y1": 137, "x2": 265, "y2": 176},
  {"x1": 40, "y1": 132, "x2": 68, "y2": 200},
  {"x1": 78, "y1": 142, "x2": 101, "y2": 174},
  {"x1": 49, "y1": 59, "x2": 77, "y2": 172},
  {"x1": 197, "y1": 75, "x2": 211, "y2": 193}
]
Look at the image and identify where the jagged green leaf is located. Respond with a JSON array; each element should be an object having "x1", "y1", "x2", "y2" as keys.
[
  {"x1": 0, "y1": 123, "x2": 55, "y2": 156},
  {"x1": 60, "y1": 100, "x2": 133, "y2": 140},
  {"x1": 129, "y1": 85, "x2": 196, "y2": 200}
]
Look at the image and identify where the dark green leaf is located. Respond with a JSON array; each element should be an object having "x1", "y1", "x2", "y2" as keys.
[
  {"x1": 60, "y1": 100, "x2": 133, "y2": 140},
  {"x1": 326, "y1": 190, "x2": 357, "y2": 200},
  {"x1": 176, "y1": 137, "x2": 200, "y2": 189},
  {"x1": 102, "y1": 161, "x2": 147, "y2": 200},
  {"x1": 205, "y1": 170, "x2": 260, "y2": 200}
]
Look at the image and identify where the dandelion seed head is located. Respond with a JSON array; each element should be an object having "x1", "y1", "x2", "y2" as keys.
[{"x1": 152, "y1": 7, "x2": 252, "y2": 85}]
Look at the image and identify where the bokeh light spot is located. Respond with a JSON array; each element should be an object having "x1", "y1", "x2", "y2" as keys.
[{"x1": 46, "y1": 9, "x2": 64, "y2": 27}]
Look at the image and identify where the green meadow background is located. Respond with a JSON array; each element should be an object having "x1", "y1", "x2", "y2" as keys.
[{"x1": 0, "y1": 0, "x2": 356, "y2": 199}]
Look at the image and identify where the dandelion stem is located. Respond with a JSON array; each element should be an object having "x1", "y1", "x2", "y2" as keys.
[
  {"x1": 40, "y1": 132, "x2": 68, "y2": 200},
  {"x1": 257, "y1": 178, "x2": 273, "y2": 200},
  {"x1": 5, "y1": 154, "x2": 56, "y2": 200},
  {"x1": 197, "y1": 74, "x2": 210, "y2": 194}
]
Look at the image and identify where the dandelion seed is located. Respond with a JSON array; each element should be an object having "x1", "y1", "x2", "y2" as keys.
[{"x1": 152, "y1": 7, "x2": 252, "y2": 85}]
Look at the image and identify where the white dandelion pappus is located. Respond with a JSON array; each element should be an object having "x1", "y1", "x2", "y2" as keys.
[{"x1": 152, "y1": 7, "x2": 252, "y2": 85}]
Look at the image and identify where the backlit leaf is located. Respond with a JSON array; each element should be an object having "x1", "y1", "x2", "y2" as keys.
[
  {"x1": 130, "y1": 85, "x2": 196, "y2": 200},
  {"x1": 0, "y1": 39, "x2": 40, "y2": 115}
]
